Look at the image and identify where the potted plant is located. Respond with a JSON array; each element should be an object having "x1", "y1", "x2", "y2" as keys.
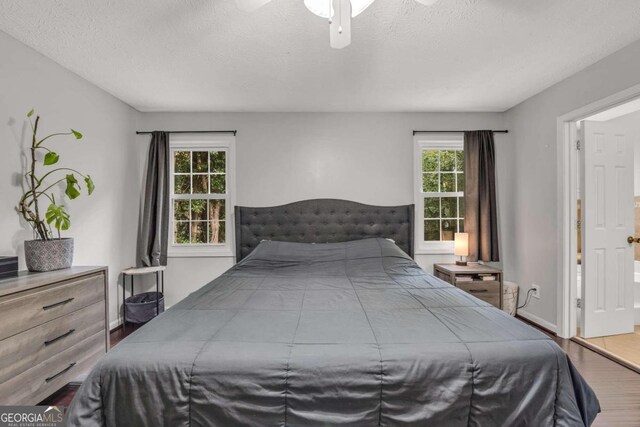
[{"x1": 16, "y1": 109, "x2": 95, "y2": 272}]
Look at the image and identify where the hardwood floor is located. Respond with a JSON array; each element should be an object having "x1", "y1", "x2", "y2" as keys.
[
  {"x1": 553, "y1": 335, "x2": 640, "y2": 426},
  {"x1": 38, "y1": 383, "x2": 80, "y2": 408},
  {"x1": 40, "y1": 320, "x2": 640, "y2": 425},
  {"x1": 576, "y1": 326, "x2": 640, "y2": 372},
  {"x1": 524, "y1": 320, "x2": 640, "y2": 427},
  {"x1": 109, "y1": 322, "x2": 141, "y2": 347}
]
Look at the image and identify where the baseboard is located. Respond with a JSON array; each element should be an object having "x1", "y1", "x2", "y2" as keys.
[
  {"x1": 516, "y1": 309, "x2": 558, "y2": 334},
  {"x1": 109, "y1": 318, "x2": 122, "y2": 332},
  {"x1": 109, "y1": 304, "x2": 173, "y2": 333}
]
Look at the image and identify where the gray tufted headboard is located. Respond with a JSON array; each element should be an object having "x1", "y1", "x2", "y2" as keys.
[{"x1": 234, "y1": 199, "x2": 414, "y2": 261}]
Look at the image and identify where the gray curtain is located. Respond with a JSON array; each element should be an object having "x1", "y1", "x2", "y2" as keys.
[
  {"x1": 464, "y1": 130, "x2": 500, "y2": 262},
  {"x1": 137, "y1": 131, "x2": 170, "y2": 267}
]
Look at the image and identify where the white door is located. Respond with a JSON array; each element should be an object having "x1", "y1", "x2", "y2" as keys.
[{"x1": 580, "y1": 120, "x2": 635, "y2": 338}]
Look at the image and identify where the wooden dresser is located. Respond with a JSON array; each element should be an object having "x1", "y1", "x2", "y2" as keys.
[
  {"x1": 0, "y1": 266, "x2": 109, "y2": 405},
  {"x1": 433, "y1": 263, "x2": 503, "y2": 309}
]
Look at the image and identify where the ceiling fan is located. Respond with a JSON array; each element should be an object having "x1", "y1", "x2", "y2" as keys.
[{"x1": 234, "y1": 0, "x2": 440, "y2": 49}]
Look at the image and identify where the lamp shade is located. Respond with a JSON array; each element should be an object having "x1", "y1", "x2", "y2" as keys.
[
  {"x1": 454, "y1": 233, "x2": 469, "y2": 257},
  {"x1": 304, "y1": 0, "x2": 375, "y2": 18}
]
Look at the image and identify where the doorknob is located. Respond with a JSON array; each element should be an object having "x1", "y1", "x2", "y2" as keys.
[{"x1": 628, "y1": 236, "x2": 640, "y2": 244}]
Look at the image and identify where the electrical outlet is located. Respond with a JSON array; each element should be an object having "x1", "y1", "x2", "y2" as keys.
[{"x1": 531, "y1": 284, "x2": 540, "y2": 299}]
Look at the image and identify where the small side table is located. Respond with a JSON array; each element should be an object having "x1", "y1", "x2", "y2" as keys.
[
  {"x1": 433, "y1": 263, "x2": 503, "y2": 309},
  {"x1": 121, "y1": 266, "x2": 165, "y2": 328}
]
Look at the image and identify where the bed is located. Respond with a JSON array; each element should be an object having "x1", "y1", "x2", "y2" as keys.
[{"x1": 66, "y1": 199, "x2": 599, "y2": 426}]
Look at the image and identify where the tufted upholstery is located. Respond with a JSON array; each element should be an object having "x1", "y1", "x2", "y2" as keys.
[{"x1": 235, "y1": 199, "x2": 414, "y2": 261}]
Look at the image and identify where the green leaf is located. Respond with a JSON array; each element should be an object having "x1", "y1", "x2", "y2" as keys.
[
  {"x1": 43, "y1": 152, "x2": 60, "y2": 166},
  {"x1": 65, "y1": 174, "x2": 81, "y2": 200},
  {"x1": 71, "y1": 129, "x2": 83, "y2": 139},
  {"x1": 85, "y1": 175, "x2": 95, "y2": 195},
  {"x1": 45, "y1": 203, "x2": 70, "y2": 232},
  {"x1": 27, "y1": 109, "x2": 34, "y2": 118}
]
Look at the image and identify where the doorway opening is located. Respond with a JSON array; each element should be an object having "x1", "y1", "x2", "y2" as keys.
[{"x1": 573, "y1": 99, "x2": 640, "y2": 371}]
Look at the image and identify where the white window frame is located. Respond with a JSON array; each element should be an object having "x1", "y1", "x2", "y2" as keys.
[
  {"x1": 168, "y1": 133, "x2": 236, "y2": 258},
  {"x1": 413, "y1": 133, "x2": 464, "y2": 254}
]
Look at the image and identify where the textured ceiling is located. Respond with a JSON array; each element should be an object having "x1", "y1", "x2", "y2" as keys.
[{"x1": 1, "y1": 0, "x2": 640, "y2": 112}]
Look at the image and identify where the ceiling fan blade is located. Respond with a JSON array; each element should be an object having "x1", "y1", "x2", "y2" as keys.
[
  {"x1": 415, "y1": 0, "x2": 440, "y2": 5},
  {"x1": 329, "y1": 0, "x2": 352, "y2": 49},
  {"x1": 235, "y1": 0, "x2": 272, "y2": 12}
]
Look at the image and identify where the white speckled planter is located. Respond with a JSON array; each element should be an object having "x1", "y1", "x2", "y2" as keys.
[{"x1": 24, "y1": 238, "x2": 74, "y2": 272}]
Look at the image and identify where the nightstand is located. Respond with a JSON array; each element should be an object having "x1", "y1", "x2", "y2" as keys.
[
  {"x1": 121, "y1": 266, "x2": 165, "y2": 329},
  {"x1": 433, "y1": 263, "x2": 503, "y2": 309}
]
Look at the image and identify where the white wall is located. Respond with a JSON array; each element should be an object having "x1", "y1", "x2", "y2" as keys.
[
  {"x1": 0, "y1": 30, "x2": 140, "y2": 327},
  {"x1": 9, "y1": 17, "x2": 640, "y2": 333},
  {"x1": 0, "y1": 28, "x2": 510, "y2": 328},
  {"x1": 5, "y1": 16, "x2": 640, "y2": 334},
  {"x1": 137, "y1": 112, "x2": 510, "y2": 308},
  {"x1": 504, "y1": 38, "x2": 640, "y2": 331}
]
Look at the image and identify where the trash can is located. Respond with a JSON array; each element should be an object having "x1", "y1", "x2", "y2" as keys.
[
  {"x1": 503, "y1": 281, "x2": 519, "y2": 316},
  {"x1": 124, "y1": 291, "x2": 164, "y2": 324}
]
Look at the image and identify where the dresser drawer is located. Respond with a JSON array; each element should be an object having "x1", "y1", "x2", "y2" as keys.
[
  {"x1": 457, "y1": 281, "x2": 501, "y2": 308},
  {"x1": 0, "y1": 331, "x2": 104, "y2": 405},
  {"x1": 0, "y1": 273, "x2": 105, "y2": 341},
  {"x1": 435, "y1": 270, "x2": 452, "y2": 284},
  {"x1": 0, "y1": 301, "x2": 105, "y2": 383}
]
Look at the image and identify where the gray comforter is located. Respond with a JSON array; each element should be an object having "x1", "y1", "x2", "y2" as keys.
[{"x1": 66, "y1": 238, "x2": 599, "y2": 426}]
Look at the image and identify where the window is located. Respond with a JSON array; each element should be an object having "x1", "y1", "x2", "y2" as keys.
[
  {"x1": 169, "y1": 133, "x2": 235, "y2": 257},
  {"x1": 414, "y1": 134, "x2": 464, "y2": 254}
]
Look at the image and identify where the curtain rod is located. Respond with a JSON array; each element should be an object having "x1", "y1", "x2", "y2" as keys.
[
  {"x1": 136, "y1": 130, "x2": 237, "y2": 136},
  {"x1": 413, "y1": 130, "x2": 508, "y2": 135}
]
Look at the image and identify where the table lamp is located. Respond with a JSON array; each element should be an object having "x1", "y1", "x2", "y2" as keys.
[{"x1": 454, "y1": 232, "x2": 469, "y2": 266}]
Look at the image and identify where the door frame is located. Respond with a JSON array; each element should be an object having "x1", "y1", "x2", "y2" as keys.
[{"x1": 557, "y1": 83, "x2": 640, "y2": 338}]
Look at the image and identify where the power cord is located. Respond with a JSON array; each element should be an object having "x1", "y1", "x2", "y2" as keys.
[{"x1": 517, "y1": 288, "x2": 536, "y2": 309}]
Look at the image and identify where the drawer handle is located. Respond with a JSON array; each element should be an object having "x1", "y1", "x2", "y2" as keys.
[
  {"x1": 44, "y1": 329, "x2": 76, "y2": 346},
  {"x1": 44, "y1": 362, "x2": 76, "y2": 383},
  {"x1": 42, "y1": 297, "x2": 75, "y2": 310},
  {"x1": 469, "y1": 289, "x2": 488, "y2": 293}
]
